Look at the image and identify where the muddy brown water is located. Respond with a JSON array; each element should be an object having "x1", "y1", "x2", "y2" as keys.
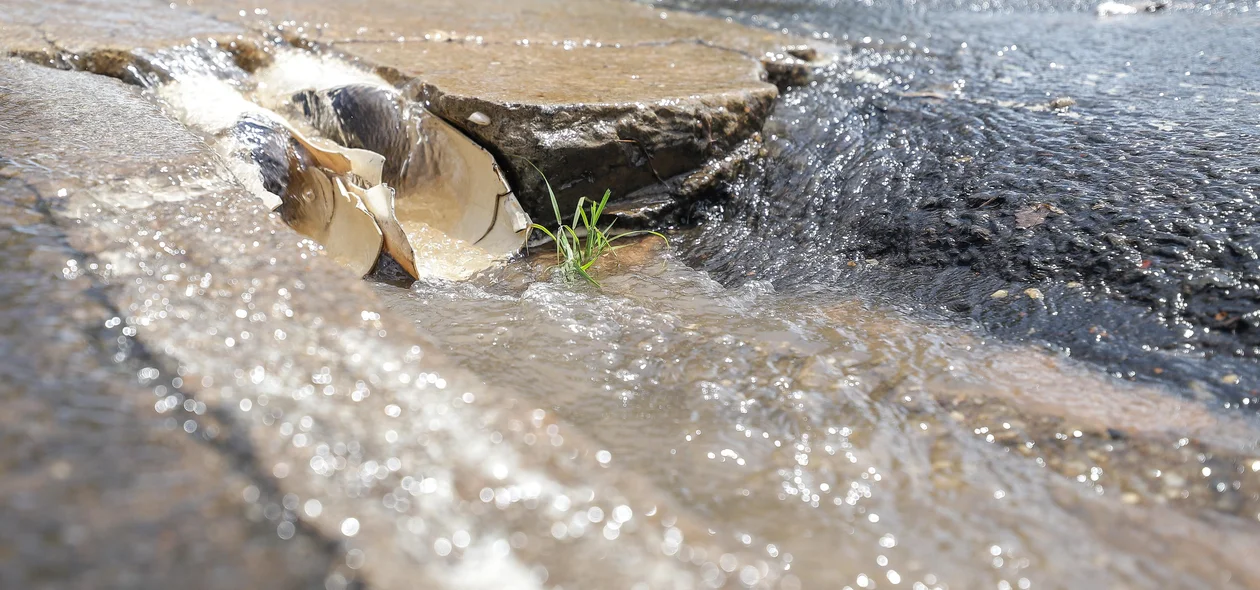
[{"x1": 3, "y1": 1, "x2": 1260, "y2": 588}]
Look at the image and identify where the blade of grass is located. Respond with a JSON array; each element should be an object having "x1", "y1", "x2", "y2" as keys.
[
  {"x1": 527, "y1": 161, "x2": 564, "y2": 225},
  {"x1": 526, "y1": 164, "x2": 666, "y2": 287}
]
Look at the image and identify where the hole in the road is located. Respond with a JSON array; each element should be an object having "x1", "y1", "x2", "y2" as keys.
[{"x1": 156, "y1": 47, "x2": 531, "y2": 280}]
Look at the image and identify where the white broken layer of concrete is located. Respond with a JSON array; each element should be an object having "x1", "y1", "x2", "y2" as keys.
[
  {"x1": 1, "y1": 57, "x2": 795, "y2": 589},
  {"x1": 155, "y1": 50, "x2": 534, "y2": 280}
]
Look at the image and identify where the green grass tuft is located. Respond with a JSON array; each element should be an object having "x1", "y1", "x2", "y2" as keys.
[{"x1": 528, "y1": 164, "x2": 668, "y2": 287}]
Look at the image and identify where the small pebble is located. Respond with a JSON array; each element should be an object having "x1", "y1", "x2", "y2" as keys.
[
  {"x1": 991, "y1": 289, "x2": 1009, "y2": 299},
  {"x1": 1066, "y1": 281, "x2": 1083, "y2": 288},
  {"x1": 1024, "y1": 288, "x2": 1044, "y2": 300},
  {"x1": 468, "y1": 111, "x2": 492, "y2": 126},
  {"x1": 1222, "y1": 374, "x2": 1240, "y2": 385},
  {"x1": 1050, "y1": 97, "x2": 1076, "y2": 109}
]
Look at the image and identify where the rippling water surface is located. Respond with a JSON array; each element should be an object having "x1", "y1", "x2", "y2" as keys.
[
  {"x1": 377, "y1": 238, "x2": 1260, "y2": 588},
  {"x1": 375, "y1": 0, "x2": 1260, "y2": 586},
  {"x1": 666, "y1": 0, "x2": 1260, "y2": 400}
]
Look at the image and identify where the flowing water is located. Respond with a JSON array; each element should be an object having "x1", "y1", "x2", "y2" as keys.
[
  {"x1": 3, "y1": 0, "x2": 1260, "y2": 588},
  {"x1": 376, "y1": 241, "x2": 1260, "y2": 589},
  {"x1": 665, "y1": 0, "x2": 1260, "y2": 401}
]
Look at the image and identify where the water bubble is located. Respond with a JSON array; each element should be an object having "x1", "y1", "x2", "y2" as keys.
[
  {"x1": 452, "y1": 530, "x2": 471, "y2": 548},
  {"x1": 277, "y1": 521, "x2": 295, "y2": 540},
  {"x1": 739, "y1": 566, "x2": 761, "y2": 586},
  {"x1": 346, "y1": 548, "x2": 365, "y2": 569}
]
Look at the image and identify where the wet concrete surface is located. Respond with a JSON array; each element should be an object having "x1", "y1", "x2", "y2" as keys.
[
  {"x1": 0, "y1": 65, "x2": 344, "y2": 588},
  {"x1": 1, "y1": 56, "x2": 778, "y2": 589}
]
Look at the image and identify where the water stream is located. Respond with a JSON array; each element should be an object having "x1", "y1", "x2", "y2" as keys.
[{"x1": 2, "y1": 0, "x2": 1260, "y2": 588}]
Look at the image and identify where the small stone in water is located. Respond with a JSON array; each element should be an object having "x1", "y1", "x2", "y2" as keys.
[
  {"x1": 1024, "y1": 288, "x2": 1044, "y2": 300},
  {"x1": 468, "y1": 111, "x2": 492, "y2": 126},
  {"x1": 1050, "y1": 97, "x2": 1076, "y2": 110},
  {"x1": 991, "y1": 289, "x2": 1009, "y2": 299},
  {"x1": 1222, "y1": 374, "x2": 1240, "y2": 385}
]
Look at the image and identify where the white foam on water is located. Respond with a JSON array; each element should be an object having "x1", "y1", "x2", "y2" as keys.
[
  {"x1": 401, "y1": 221, "x2": 499, "y2": 281},
  {"x1": 439, "y1": 540, "x2": 543, "y2": 590},
  {"x1": 251, "y1": 48, "x2": 393, "y2": 113},
  {"x1": 158, "y1": 74, "x2": 280, "y2": 134},
  {"x1": 157, "y1": 76, "x2": 286, "y2": 209},
  {"x1": 1096, "y1": 1, "x2": 1139, "y2": 15}
]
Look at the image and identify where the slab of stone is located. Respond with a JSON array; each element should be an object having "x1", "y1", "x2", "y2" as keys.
[
  {"x1": 376, "y1": 41, "x2": 777, "y2": 216},
  {"x1": 190, "y1": 0, "x2": 817, "y2": 216}
]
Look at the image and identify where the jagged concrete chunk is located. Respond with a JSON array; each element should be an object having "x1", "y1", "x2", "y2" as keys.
[{"x1": 293, "y1": 83, "x2": 532, "y2": 261}]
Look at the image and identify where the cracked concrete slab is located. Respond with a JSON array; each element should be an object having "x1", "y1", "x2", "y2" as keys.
[
  {"x1": 2, "y1": 0, "x2": 822, "y2": 217},
  {"x1": 189, "y1": 0, "x2": 820, "y2": 216}
]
